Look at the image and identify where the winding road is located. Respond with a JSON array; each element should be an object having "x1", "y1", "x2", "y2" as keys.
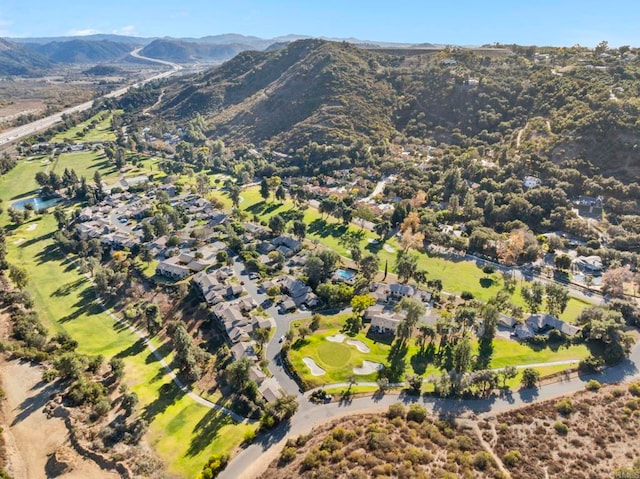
[
  {"x1": 218, "y1": 255, "x2": 640, "y2": 478},
  {"x1": 0, "y1": 48, "x2": 182, "y2": 147}
]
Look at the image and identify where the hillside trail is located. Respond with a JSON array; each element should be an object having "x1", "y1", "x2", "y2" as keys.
[{"x1": 460, "y1": 418, "x2": 512, "y2": 479}]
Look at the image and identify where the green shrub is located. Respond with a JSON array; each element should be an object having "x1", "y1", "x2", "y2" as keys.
[
  {"x1": 93, "y1": 398, "x2": 111, "y2": 416},
  {"x1": 556, "y1": 399, "x2": 573, "y2": 416},
  {"x1": 502, "y1": 450, "x2": 522, "y2": 467},
  {"x1": 197, "y1": 454, "x2": 229, "y2": 479},
  {"x1": 473, "y1": 451, "x2": 494, "y2": 471},
  {"x1": 553, "y1": 421, "x2": 569, "y2": 435},
  {"x1": 406, "y1": 403, "x2": 427, "y2": 423},
  {"x1": 585, "y1": 380, "x2": 601, "y2": 392},
  {"x1": 279, "y1": 446, "x2": 297, "y2": 465},
  {"x1": 628, "y1": 382, "x2": 640, "y2": 397},
  {"x1": 387, "y1": 403, "x2": 406, "y2": 419},
  {"x1": 42, "y1": 369, "x2": 58, "y2": 382}
]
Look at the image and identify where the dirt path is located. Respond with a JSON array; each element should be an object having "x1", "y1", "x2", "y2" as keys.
[
  {"x1": 0, "y1": 359, "x2": 119, "y2": 479},
  {"x1": 462, "y1": 419, "x2": 512, "y2": 479}
]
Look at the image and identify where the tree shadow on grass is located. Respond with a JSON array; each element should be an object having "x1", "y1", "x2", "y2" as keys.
[
  {"x1": 11, "y1": 189, "x2": 40, "y2": 201},
  {"x1": 141, "y1": 381, "x2": 185, "y2": 424},
  {"x1": 51, "y1": 278, "x2": 86, "y2": 297},
  {"x1": 386, "y1": 340, "x2": 408, "y2": 382},
  {"x1": 307, "y1": 218, "x2": 348, "y2": 239},
  {"x1": 146, "y1": 341, "x2": 173, "y2": 364},
  {"x1": 291, "y1": 338, "x2": 310, "y2": 350},
  {"x1": 186, "y1": 407, "x2": 235, "y2": 457},
  {"x1": 114, "y1": 338, "x2": 147, "y2": 359},
  {"x1": 410, "y1": 349, "x2": 434, "y2": 375},
  {"x1": 365, "y1": 241, "x2": 384, "y2": 255},
  {"x1": 58, "y1": 287, "x2": 104, "y2": 322},
  {"x1": 23, "y1": 232, "x2": 56, "y2": 253},
  {"x1": 475, "y1": 338, "x2": 494, "y2": 370}
]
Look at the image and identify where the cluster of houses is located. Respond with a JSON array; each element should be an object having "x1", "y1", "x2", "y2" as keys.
[{"x1": 192, "y1": 268, "x2": 281, "y2": 402}]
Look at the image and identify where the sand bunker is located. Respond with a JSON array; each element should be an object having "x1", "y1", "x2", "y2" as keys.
[
  {"x1": 346, "y1": 339, "x2": 371, "y2": 353},
  {"x1": 302, "y1": 357, "x2": 326, "y2": 376},
  {"x1": 12, "y1": 238, "x2": 25, "y2": 245},
  {"x1": 326, "y1": 333, "x2": 346, "y2": 343},
  {"x1": 353, "y1": 360, "x2": 384, "y2": 375},
  {"x1": 26, "y1": 223, "x2": 38, "y2": 231},
  {"x1": 383, "y1": 244, "x2": 396, "y2": 253}
]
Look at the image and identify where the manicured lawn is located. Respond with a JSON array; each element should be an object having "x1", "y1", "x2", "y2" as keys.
[
  {"x1": 289, "y1": 315, "x2": 590, "y2": 389},
  {"x1": 52, "y1": 111, "x2": 116, "y2": 143},
  {"x1": 0, "y1": 157, "x2": 48, "y2": 201},
  {"x1": 486, "y1": 337, "x2": 589, "y2": 369},
  {"x1": 54, "y1": 150, "x2": 119, "y2": 183}
]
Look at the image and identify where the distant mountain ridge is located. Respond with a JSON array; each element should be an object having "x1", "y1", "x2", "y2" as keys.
[
  {"x1": 5, "y1": 33, "x2": 438, "y2": 68},
  {"x1": 0, "y1": 38, "x2": 51, "y2": 75},
  {"x1": 26, "y1": 39, "x2": 136, "y2": 63},
  {"x1": 139, "y1": 39, "x2": 252, "y2": 63}
]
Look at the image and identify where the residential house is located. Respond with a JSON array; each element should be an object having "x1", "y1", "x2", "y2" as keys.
[
  {"x1": 514, "y1": 313, "x2": 581, "y2": 339},
  {"x1": 230, "y1": 341, "x2": 258, "y2": 362},
  {"x1": 368, "y1": 310, "x2": 404, "y2": 335},
  {"x1": 523, "y1": 176, "x2": 542, "y2": 189},
  {"x1": 276, "y1": 275, "x2": 319, "y2": 308},
  {"x1": 573, "y1": 255, "x2": 604, "y2": 274}
]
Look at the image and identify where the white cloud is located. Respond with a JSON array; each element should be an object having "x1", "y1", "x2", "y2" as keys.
[
  {"x1": 112, "y1": 25, "x2": 136, "y2": 36},
  {"x1": 66, "y1": 28, "x2": 101, "y2": 36}
]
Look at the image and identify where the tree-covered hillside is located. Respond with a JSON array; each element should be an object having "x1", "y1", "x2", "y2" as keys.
[{"x1": 128, "y1": 39, "x2": 640, "y2": 182}]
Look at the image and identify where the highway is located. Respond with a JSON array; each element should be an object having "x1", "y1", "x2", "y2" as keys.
[{"x1": 0, "y1": 48, "x2": 181, "y2": 147}]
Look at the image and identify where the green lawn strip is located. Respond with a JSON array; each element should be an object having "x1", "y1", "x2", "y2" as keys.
[
  {"x1": 485, "y1": 337, "x2": 589, "y2": 369},
  {"x1": 505, "y1": 364, "x2": 576, "y2": 389},
  {"x1": 51, "y1": 111, "x2": 116, "y2": 143},
  {"x1": 55, "y1": 150, "x2": 119, "y2": 182},
  {"x1": 0, "y1": 157, "x2": 48, "y2": 202}
]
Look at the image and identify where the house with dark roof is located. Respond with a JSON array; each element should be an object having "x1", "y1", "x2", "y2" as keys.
[
  {"x1": 514, "y1": 313, "x2": 581, "y2": 339},
  {"x1": 277, "y1": 275, "x2": 319, "y2": 308}
]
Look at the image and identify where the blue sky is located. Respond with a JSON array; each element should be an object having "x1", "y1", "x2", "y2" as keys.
[{"x1": 1, "y1": 0, "x2": 638, "y2": 47}]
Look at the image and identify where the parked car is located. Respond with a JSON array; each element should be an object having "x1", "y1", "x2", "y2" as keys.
[{"x1": 249, "y1": 272, "x2": 260, "y2": 280}]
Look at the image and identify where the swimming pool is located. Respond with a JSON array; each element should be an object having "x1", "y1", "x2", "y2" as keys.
[{"x1": 335, "y1": 268, "x2": 357, "y2": 280}]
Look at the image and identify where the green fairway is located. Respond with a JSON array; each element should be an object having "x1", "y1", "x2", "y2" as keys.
[
  {"x1": 288, "y1": 315, "x2": 590, "y2": 389},
  {"x1": 52, "y1": 111, "x2": 117, "y2": 143},
  {"x1": 0, "y1": 157, "x2": 48, "y2": 201},
  {"x1": 0, "y1": 160, "x2": 253, "y2": 478},
  {"x1": 54, "y1": 150, "x2": 119, "y2": 183}
]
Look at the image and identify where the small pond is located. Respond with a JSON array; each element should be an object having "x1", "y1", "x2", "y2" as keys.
[{"x1": 11, "y1": 197, "x2": 61, "y2": 211}]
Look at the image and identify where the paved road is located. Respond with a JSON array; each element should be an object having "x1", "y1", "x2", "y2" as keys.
[
  {"x1": 230, "y1": 256, "x2": 312, "y2": 401},
  {"x1": 220, "y1": 340, "x2": 640, "y2": 479},
  {"x1": 0, "y1": 48, "x2": 181, "y2": 147}
]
